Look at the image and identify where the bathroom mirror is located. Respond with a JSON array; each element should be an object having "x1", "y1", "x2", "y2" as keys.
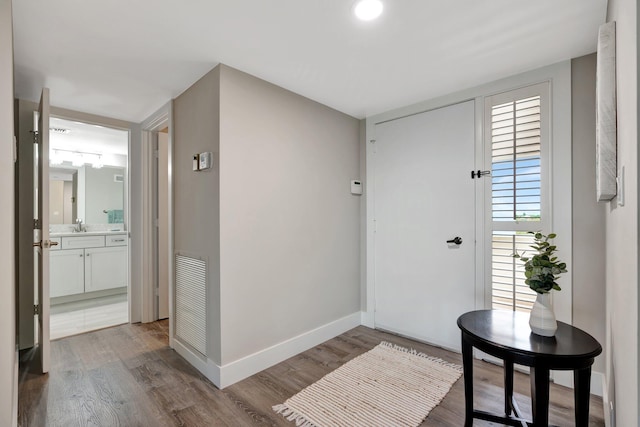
[
  {"x1": 49, "y1": 165, "x2": 125, "y2": 225},
  {"x1": 48, "y1": 116, "x2": 129, "y2": 227}
]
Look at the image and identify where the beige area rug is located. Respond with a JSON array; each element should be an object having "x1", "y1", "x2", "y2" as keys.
[{"x1": 273, "y1": 341, "x2": 462, "y2": 427}]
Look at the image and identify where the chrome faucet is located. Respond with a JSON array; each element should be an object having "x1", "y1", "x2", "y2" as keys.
[{"x1": 74, "y1": 218, "x2": 84, "y2": 232}]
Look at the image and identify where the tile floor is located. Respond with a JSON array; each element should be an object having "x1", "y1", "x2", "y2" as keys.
[{"x1": 50, "y1": 293, "x2": 128, "y2": 340}]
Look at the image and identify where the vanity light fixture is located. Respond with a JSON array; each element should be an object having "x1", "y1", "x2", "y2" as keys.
[
  {"x1": 50, "y1": 148, "x2": 105, "y2": 169},
  {"x1": 353, "y1": 0, "x2": 383, "y2": 21}
]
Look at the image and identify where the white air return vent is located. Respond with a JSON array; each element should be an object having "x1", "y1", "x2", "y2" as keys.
[{"x1": 175, "y1": 253, "x2": 207, "y2": 356}]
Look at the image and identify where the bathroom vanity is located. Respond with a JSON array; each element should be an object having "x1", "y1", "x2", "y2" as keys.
[{"x1": 49, "y1": 231, "x2": 127, "y2": 299}]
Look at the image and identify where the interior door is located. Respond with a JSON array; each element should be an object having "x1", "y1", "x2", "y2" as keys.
[
  {"x1": 373, "y1": 100, "x2": 476, "y2": 351},
  {"x1": 35, "y1": 88, "x2": 51, "y2": 373}
]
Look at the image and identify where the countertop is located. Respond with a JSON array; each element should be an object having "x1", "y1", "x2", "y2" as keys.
[{"x1": 50, "y1": 231, "x2": 127, "y2": 238}]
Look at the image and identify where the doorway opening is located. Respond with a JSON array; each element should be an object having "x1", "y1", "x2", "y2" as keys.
[
  {"x1": 46, "y1": 116, "x2": 130, "y2": 339},
  {"x1": 140, "y1": 104, "x2": 172, "y2": 327}
]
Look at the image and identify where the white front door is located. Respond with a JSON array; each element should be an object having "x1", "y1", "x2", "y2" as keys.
[
  {"x1": 35, "y1": 88, "x2": 51, "y2": 373},
  {"x1": 373, "y1": 100, "x2": 476, "y2": 351}
]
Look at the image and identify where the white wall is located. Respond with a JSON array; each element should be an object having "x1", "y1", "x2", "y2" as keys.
[
  {"x1": 0, "y1": 0, "x2": 17, "y2": 425},
  {"x1": 218, "y1": 64, "x2": 361, "y2": 365},
  {"x1": 571, "y1": 53, "x2": 606, "y2": 377},
  {"x1": 603, "y1": 0, "x2": 638, "y2": 425}
]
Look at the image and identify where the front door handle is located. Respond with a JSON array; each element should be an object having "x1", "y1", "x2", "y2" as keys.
[{"x1": 446, "y1": 237, "x2": 463, "y2": 245}]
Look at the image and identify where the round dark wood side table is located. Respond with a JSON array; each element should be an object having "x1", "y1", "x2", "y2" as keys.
[{"x1": 457, "y1": 309, "x2": 602, "y2": 427}]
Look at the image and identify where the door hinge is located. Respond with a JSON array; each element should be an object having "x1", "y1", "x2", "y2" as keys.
[
  {"x1": 471, "y1": 170, "x2": 491, "y2": 179},
  {"x1": 34, "y1": 304, "x2": 40, "y2": 316},
  {"x1": 154, "y1": 150, "x2": 159, "y2": 159},
  {"x1": 33, "y1": 218, "x2": 41, "y2": 230}
]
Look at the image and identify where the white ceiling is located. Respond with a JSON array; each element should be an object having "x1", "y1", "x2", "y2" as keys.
[
  {"x1": 13, "y1": 0, "x2": 607, "y2": 122},
  {"x1": 50, "y1": 117, "x2": 128, "y2": 155}
]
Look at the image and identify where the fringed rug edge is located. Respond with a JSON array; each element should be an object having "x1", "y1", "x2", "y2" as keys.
[{"x1": 273, "y1": 403, "x2": 320, "y2": 427}]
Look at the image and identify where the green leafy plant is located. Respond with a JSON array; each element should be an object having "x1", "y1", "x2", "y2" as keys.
[{"x1": 513, "y1": 232, "x2": 567, "y2": 294}]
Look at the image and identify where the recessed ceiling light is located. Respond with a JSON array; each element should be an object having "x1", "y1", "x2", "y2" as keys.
[{"x1": 353, "y1": 0, "x2": 383, "y2": 21}]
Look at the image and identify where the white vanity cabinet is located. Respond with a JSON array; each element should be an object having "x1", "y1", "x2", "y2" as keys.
[
  {"x1": 85, "y1": 246, "x2": 127, "y2": 292},
  {"x1": 49, "y1": 233, "x2": 127, "y2": 298},
  {"x1": 50, "y1": 249, "x2": 85, "y2": 298}
]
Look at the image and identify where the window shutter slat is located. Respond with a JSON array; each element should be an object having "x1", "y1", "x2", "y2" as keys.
[
  {"x1": 488, "y1": 87, "x2": 546, "y2": 314},
  {"x1": 491, "y1": 232, "x2": 538, "y2": 312}
]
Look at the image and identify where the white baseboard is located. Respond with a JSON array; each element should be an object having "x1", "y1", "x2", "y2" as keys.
[
  {"x1": 361, "y1": 310, "x2": 374, "y2": 328},
  {"x1": 171, "y1": 312, "x2": 361, "y2": 389},
  {"x1": 218, "y1": 312, "x2": 361, "y2": 388},
  {"x1": 602, "y1": 375, "x2": 613, "y2": 427},
  {"x1": 172, "y1": 338, "x2": 221, "y2": 386}
]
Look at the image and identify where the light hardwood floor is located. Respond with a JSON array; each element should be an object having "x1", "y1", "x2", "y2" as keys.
[{"x1": 18, "y1": 321, "x2": 604, "y2": 426}]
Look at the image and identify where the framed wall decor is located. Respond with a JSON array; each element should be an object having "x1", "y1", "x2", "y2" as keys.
[{"x1": 595, "y1": 21, "x2": 617, "y2": 201}]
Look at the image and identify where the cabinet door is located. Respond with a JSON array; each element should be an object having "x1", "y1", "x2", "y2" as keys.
[
  {"x1": 50, "y1": 249, "x2": 85, "y2": 298},
  {"x1": 85, "y1": 246, "x2": 127, "y2": 292}
]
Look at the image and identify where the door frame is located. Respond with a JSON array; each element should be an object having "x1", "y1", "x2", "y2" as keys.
[
  {"x1": 364, "y1": 62, "x2": 572, "y2": 348},
  {"x1": 15, "y1": 103, "x2": 137, "y2": 350},
  {"x1": 48, "y1": 107, "x2": 136, "y2": 322},
  {"x1": 140, "y1": 102, "x2": 174, "y2": 340}
]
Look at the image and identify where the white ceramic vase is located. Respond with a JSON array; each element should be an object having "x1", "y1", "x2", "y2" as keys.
[{"x1": 529, "y1": 292, "x2": 557, "y2": 337}]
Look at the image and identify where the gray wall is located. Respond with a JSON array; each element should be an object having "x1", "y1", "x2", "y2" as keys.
[
  {"x1": 571, "y1": 54, "x2": 606, "y2": 376},
  {"x1": 604, "y1": 0, "x2": 638, "y2": 425},
  {"x1": 0, "y1": 0, "x2": 16, "y2": 424},
  {"x1": 217, "y1": 64, "x2": 361, "y2": 364},
  {"x1": 173, "y1": 66, "x2": 222, "y2": 363}
]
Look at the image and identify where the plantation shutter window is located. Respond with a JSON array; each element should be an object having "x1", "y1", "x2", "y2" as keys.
[
  {"x1": 485, "y1": 83, "x2": 550, "y2": 312},
  {"x1": 491, "y1": 96, "x2": 542, "y2": 222}
]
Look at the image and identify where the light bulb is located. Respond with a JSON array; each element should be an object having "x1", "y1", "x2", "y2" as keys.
[{"x1": 354, "y1": 0, "x2": 383, "y2": 21}]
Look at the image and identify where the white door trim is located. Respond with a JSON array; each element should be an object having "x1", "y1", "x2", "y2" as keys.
[{"x1": 140, "y1": 103, "x2": 174, "y2": 343}]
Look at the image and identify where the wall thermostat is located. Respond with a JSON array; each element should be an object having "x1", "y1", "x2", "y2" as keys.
[
  {"x1": 193, "y1": 152, "x2": 213, "y2": 171},
  {"x1": 351, "y1": 180, "x2": 363, "y2": 195}
]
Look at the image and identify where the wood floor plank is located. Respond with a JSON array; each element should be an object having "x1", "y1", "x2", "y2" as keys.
[{"x1": 19, "y1": 321, "x2": 604, "y2": 427}]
